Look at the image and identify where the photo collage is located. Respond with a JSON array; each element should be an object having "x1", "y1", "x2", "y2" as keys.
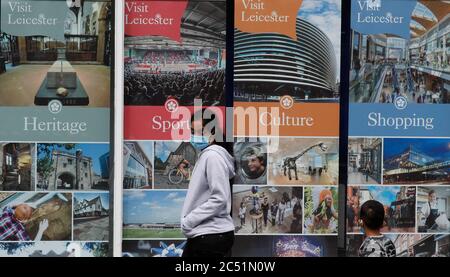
[
  {"x1": 0, "y1": 143, "x2": 110, "y2": 256},
  {"x1": 121, "y1": 136, "x2": 341, "y2": 257},
  {"x1": 230, "y1": 138, "x2": 340, "y2": 257},
  {"x1": 122, "y1": 0, "x2": 227, "y2": 257},
  {"x1": 346, "y1": 138, "x2": 450, "y2": 255},
  {"x1": 233, "y1": 137, "x2": 340, "y2": 237},
  {"x1": 346, "y1": 0, "x2": 450, "y2": 257}
]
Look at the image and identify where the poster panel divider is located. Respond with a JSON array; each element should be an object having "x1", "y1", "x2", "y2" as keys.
[
  {"x1": 338, "y1": 0, "x2": 352, "y2": 256},
  {"x1": 111, "y1": 0, "x2": 121, "y2": 257}
]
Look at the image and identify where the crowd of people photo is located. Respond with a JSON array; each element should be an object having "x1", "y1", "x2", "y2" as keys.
[
  {"x1": 235, "y1": 186, "x2": 303, "y2": 234},
  {"x1": 140, "y1": 51, "x2": 193, "y2": 65},
  {"x1": 379, "y1": 65, "x2": 448, "y2": 104},
  {"x1": 124, "y1": 65, "x2": 225, "y2": 106},
  {"x1": 352, "y1": 58, "x2": 449, "y2": 104}
]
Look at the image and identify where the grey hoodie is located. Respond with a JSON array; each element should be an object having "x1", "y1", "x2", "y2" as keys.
[{"x1": 181, "y1": 144, "x2": 235, "y2": 238}]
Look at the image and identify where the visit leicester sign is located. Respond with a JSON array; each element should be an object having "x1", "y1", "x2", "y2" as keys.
[
  {"x1": 235, "y1": 0, "x2": 303, "y2": 40},
  {"x1": 124, "y1": 0, "x2": 188, "y2": 42},
  {"x1": 351, "y1": 0, "x2": 417, "y2": 39},
  {"x1": 1, "y1": 0, "x2": 68, "y2": 41}
]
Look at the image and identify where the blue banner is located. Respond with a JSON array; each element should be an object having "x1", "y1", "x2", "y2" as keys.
[
  {"x1": 349, "y1": 103, "x2": 450, "y2": 137},
  {"x1": 351, "y1": 0, "x2": 417, "y2": 39}
]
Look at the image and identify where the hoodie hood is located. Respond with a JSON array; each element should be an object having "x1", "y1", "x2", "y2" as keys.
[
  {"x1": 200, "y1": 144, "x2": 235, "y2": 178},
  {"x1": 180, "y1": 143, "x2": 236, "y2": 238}
]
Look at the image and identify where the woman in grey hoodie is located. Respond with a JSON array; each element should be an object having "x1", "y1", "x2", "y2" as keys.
[{"x1": 181, "y1": 109, "x2": 235, "y2": 257}]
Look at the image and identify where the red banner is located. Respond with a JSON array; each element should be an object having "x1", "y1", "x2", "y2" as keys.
[
  {"x1": 125, "y1": 0, "x2": 188, "y2": 42},
  {"x1": 124, "y1": 106, "x2": 226, "y2": 140}
]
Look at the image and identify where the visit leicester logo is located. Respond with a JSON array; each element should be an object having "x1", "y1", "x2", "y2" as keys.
[
  {"x1": 352, "y1": 0, "x2": 416, "y2": 39},
  {"x1": 165, "y1": 98, "x2": 179, "y2": 113},
  {"x1": 280, "y1": 95, "x2": 294, "y2": 110},
  {"x1": 235, "y1": 0, "x2": 303, "y2": 40},
  {"x1": 48, "y1": 100, "x2": 63, "y2": 114},
  {"x1": 394, "y1": 96, "x2": 407, "y2": 110},
  {"x1": 125, "y1": 1, "x2": 188, "y2": 42}
]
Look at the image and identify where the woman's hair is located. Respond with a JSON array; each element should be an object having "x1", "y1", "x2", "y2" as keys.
[
  {"x1": 191, "y1": 108, "x2": 233, "y2": 155},
  {"x1": 319, "y1": 189, "x2": 333, "y2": 203}
]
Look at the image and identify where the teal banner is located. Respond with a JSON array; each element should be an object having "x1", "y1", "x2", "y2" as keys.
[
  {"x1": 0, "y1": 107, "x2": 110, "y2": 142},
  {"x1": 1, "y1": 0, "x2": 70, "y2": 41}
]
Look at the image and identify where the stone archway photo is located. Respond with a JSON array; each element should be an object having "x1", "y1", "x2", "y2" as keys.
[{"x1": 57, "y1": 172, "x2": 76, "y2": 189}]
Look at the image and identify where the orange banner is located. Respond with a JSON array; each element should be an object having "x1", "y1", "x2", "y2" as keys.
[
  {"x1": 234, "y1": 102, "x2": 339, "y2": 137},
  {"x1": 235, "y1": 0, "x2": 303, "y2": 40}
]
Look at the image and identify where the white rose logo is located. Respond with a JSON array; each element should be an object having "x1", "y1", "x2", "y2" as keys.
[
  {"x1": 165, "y1": 98, "x2": 179, "y2": 113},
  {"x1": 280, "y1": 95, "x2": 294, "y2": 110},
  {"x1": 48, "y1": 100, "x2": 63, "y2": 114},
  {"x1": 394, "y1": 96, "x2": 408, "y2": 110}
]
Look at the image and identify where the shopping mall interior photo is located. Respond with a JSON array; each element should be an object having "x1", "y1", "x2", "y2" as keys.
[{"x1": 350, "y1": 1, "x2": 450, "y2": 104}]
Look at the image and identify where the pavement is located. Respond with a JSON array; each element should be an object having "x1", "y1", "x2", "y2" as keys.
[{"x1": 73, "y1": 216, "x2": 109, "y2": 241}]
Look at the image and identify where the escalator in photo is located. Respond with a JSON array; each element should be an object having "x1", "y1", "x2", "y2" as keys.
[{"x1": 349, "y1": 63, "x2": 389, "y2": 103}]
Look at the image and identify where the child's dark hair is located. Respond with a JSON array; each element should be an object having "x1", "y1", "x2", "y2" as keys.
[{"x1": 360, "y1": 200, "x2": 385, "y2": 230}]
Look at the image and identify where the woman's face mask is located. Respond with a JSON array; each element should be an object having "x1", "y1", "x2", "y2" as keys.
[{"x1": 191, "y1": 134, "x2": 210, "y2": 150}]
